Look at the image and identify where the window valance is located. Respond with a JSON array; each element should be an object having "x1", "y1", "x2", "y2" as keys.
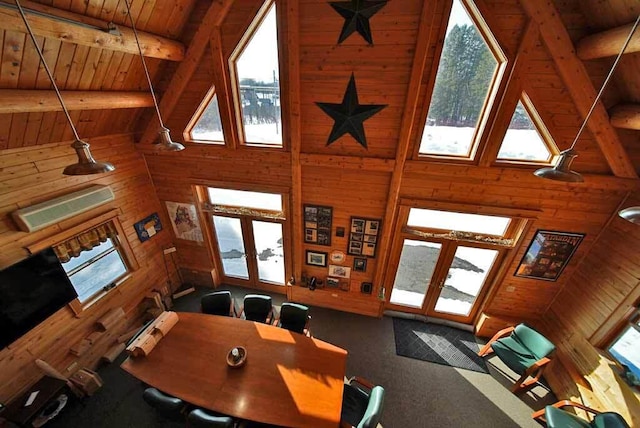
[{"x1": 53, "y1": 223, "x2": 117, "y2": 262}]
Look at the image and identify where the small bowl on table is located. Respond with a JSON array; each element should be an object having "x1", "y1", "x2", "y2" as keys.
[{"x1": 226, "y1": 346, "x2": 247, "y2": 368}]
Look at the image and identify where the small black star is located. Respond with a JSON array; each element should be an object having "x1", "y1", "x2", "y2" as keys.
[
  {"x1": 329, "y1": 0, "x2": 387, "y2": 45},
  {"x1": 316, "y1": 73, "x2": 387, "y2": 149}
]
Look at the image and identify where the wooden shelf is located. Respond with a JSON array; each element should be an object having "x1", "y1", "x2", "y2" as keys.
[{"x1": 288, "y1": 286, "x2": 382, "y2": 317}]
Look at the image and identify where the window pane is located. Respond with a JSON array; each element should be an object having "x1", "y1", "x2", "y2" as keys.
[
  {"x1": 63, "y1": 239, "x2": 115, "y2": 272},
  {"x1": 419, "y1": 0, "x2": 498, "y2": 157},
  {"x1": 407, "y1": 208, "x2": 511, "y2": 236},
  {"x1": 609, "y1": 326, "x2": 640, "y2": 381},
  {"x1": 191, "y1": 94, "x2": 225, "y2": 143},
  {"x1": 252, "y1": 220, "x2": 285, "y2": 284},
  {"x1": 213, "y1": 216, "x2": 249, "y2": 279},
  {"x1": 207, "y1": 187, "x2": 283, "y2": 211},
  {"x1": 235, "y1": 3, "x2": 282, "y2": 146},
  {"x1": 498, "y1": 100, "x2": 553, "y2": 162}
]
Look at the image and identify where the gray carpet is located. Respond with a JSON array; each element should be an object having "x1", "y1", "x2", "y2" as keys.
[
  {"x1": 37, "y1": 285, "x2": 554, "y2": 428},
  {"x1": 392, "y1": 318, "x2": 489, "y2": 373}
]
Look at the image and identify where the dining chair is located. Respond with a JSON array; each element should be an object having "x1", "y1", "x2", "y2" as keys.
[
  {"x1": 340, "y1": 376, "x2": 385, "y2": 428},
  {"x1": 532, "y1": 400, "x2": 630, "y2": 428},
  {"x1": 239, "y1": 294, "x2": 275, "y2": 324},
  {"x1": 201, "y1": 291, "x2": 237, "y2": 317},
  {"x1": 477, "y1": 323, "x2": 555, "y2": 392},
  {"x1": 142, "y1": 387, "x2": 185, "y2": 421},
  {"x1": 276, "y1": 302, "x2": 311, "y2": 336},
  {"x1": 187, "y1": 408, "x2": 235, "y2": 428}
]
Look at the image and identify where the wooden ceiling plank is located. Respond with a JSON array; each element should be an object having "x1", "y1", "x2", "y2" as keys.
[
  {"x1": 17, "y1": 34, "x2": 42, "y2": 88},
  {"x1": 51, "y1": 42, "x2": 76, "y2": 88},
  {"x1": 0, "y1": 31, "x2": 25, "y2": 88},
  {"x1": 577, "y1": 22, "x2": 640, "y2": 60},
  {"x1": 76, "y1": 47, "x2": 102, "y2": 90},
  {"x1": 63, "y1": 44, "x2": 90, "y2": 89},
  {"x1": 97, "y1": 50, "x2": 124, "y2": 90},
  {"x1": 610, "y1": 103, "x2": 640, "y2": 130},
  {"x1": 22, "y1": 112, "x2": 43, "y2": 146},
  {"x1": 0, "y1": 0, "x2": 185, "y2": 61},
  {"x1": 139, "y1": 0, "x2": 235, "y2": 145},
  {"x1": 34, "y1": 38, "x2": 60, "y2": 89},
  {"x1": 35, "y1": 111, "x2": 57, "y2": 145},
  {"x1": 0, "y1": 114, "x2": 11, "y2": 149},
  {"x1": 8, "y1": 113, "x2": 28, "y2": 148},
  {"x1": 85, "y1": 0, "x2": 107, "y2": 19},
  {"x1": 520, "y1": 0, "x2": 638, "y2": 179},
  {"x1": 0, "y1": 89, "x2": 153, "y2": 113},
  {"x1": 88, "y1": 48, "x2": 114, "y2": 90}
]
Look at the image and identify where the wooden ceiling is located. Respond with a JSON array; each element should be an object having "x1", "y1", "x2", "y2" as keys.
[{"x1": 0, "y1": 0, "x2": 639, "y2": 176}]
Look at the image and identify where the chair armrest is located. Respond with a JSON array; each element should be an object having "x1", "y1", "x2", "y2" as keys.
[
  {"x1": 267, "y1": 307, "x2": 277, "y2": 325},
  {"x1": 478, "y1": 326, "x2": 515, "y2": 356},
  {"x1": 525, "y1": 357, "x2": 552, "y2": 374},
  {"x1": 551, "y1": 400, "x2": 601, "y2": 415},
  {"x1": 349, "y1": 376, "x2": 375, "y2": 390},
  {"x1": 238, "y1": 306, "x2": 245, "y2": 319},
  {"x1": 229, "y1": 299, "x2": 238, "y2": 317}
]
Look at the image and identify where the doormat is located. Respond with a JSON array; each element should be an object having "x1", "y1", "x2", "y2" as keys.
[{"x1": 392, "y1": 318, "x2": 488, "y2": 373}]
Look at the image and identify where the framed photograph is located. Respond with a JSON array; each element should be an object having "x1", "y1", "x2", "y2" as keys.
[
  {"x1": 353, "y1": 258, "x2": 367, "y2": 272},
  {"x1": 166, "y1": 201, "x2": 203, "y2": 242},
  {"x1": 361, "y1": 282, "x2": 373, "y2": 294},
  {"x1": 303, "y1": 204, "x2": 332, "y2": 246},
  {"x1": 326, "y1": 277, "x2": 340, "y2": 288},
  {"x1": 330, "y1": 251, "x2": 346, "y2": 263},
  {"x1": 134, "y1": 212, "x2": 162, "y2": 242},
  {"x1": 306, "y1": 250, "x2": 328, "y2": 267},
  {"x1": 336, "y1": 227, "x2": 345, "y2": 237},
  {"x1": 514, "y1": 230, "x2": 585, "y2": 281},
  {"x1": 328, "y1": 264, "x2": 351, "y2": 278},
  {"x1": 348, "y1": 217, "x2": 381, "y2": 258}
]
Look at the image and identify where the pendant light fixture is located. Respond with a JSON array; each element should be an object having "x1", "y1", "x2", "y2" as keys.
[
  {"x1": 124, "y1": 0, "x2": 184, "y2": 152},
  {"x1": 15, "y1": 0, "x2": 115, "y2": 175},
  {"x1": 534, "y1": 14, "x2": 640, "y2": 183}
]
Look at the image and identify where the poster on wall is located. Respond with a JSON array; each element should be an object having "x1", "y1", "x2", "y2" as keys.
[
  {"x1": 133, "y1": 212, "x2": 162, "y2": 242},
  {"x1": 514, "y1": 230, "x2": 585, "y2": 281},
  {"x1": 165, "y1": 201, "x2": 203, "y2": 242}
]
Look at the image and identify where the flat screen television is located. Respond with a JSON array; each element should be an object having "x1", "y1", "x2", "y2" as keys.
[{"x1": 0, "y1": 248, "x2": 78, "y2": 349}]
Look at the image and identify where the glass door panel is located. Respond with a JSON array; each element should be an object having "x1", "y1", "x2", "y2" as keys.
[
  {"x1": 252, "y1": 220, "x2": 285, "y2": 285},
  {"x1": 432, "y1": 246, "x2": 498, "y2": 316},
  {"x1": 213, "y1": 216, "x2": 249, "y2": 279},
  {"x1": 390, "y1": 240, "x2": 443, "y2": 308}
]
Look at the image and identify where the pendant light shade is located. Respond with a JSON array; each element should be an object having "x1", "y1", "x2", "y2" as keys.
[
  {"x1": 618, "y1": 207, "x2": 640, "y2": 224},
  {"x1": 533, "y1": 148, "x2": 584, "y2": 182},
  {"x1": 156, "y1": 127, "x2": 185, "y2": 152},
  {"x1": 63, "y1": 139, "x2": 116, "y2": 175}
]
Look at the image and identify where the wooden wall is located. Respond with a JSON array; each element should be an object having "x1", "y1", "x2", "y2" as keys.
[{"x1": 0, "y1": 134, "x2": 174, "y2": 402}]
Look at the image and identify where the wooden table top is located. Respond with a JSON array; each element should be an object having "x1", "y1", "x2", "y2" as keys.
[{"x1": 121, "y1": 312, "x2": 348, "y2": 428}]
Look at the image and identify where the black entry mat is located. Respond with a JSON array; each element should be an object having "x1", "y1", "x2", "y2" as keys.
[{"x1": 392, "y1": 318, "x2": 488, "y2": 373}]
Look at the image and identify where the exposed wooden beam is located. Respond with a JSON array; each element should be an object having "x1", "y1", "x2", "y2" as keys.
[
  {"x1": 139, "y1": 0, "x2": 235, "y2": 145},
  {"x1": 520, "y1": 0, "x2": 638, "y2": 179},
  {"x1": 610, "y1": 104, "x2": 640, "y2": 130},
  {"x1": 0, "y1": 89, "x2": 153, "y2": 113},
  {"x1": 577, "y1": 22, "x2": 640, "y2": 60},
  {"x1": 0, "y1": 0, "x2": 184, "y2": 61}
]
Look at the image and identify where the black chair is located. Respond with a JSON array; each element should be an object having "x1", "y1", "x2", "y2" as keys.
[
  {"x1": 187, "y1": 409, "x2": 234, "y2": 428},
  {"x1": 341, "y1": 377, "x2": 385, "y2": 428},
  {"x1": 276, "y1": 302, "x2": 311, "y2": 336},
  {"x1": 240, "y1": 294, "x2": 275, "y2": 324},
  {"x1": 142, "y1": 387, "x2": 185, "y2": 421},
  {"x1": 201, "y1": 291, "x2": 237, "y2": 317}
]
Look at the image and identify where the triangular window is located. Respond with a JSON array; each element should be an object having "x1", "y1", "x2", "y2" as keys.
[
  {"x1": 497, "y1": 96, "x2": 557, "y2": 163},
  {"x1": 418, "y1": 0, "x2": 505, "y2": 159},
  {"x1": 230, "y1": 1, "x2": 283, "y2": 147},
  {"x1": 186, "y1": 90, "x2": 225, "y2": 144}
]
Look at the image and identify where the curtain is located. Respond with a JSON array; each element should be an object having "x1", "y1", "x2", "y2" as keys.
[{"x1": 53, "y1": 223, "x2": 117, "y2": 262}]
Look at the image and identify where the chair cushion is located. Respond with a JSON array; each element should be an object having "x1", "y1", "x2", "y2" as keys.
[
  {"x1": 244, "y1": 294, "x2": 272, "y2": 323},
  {"x1": 491, "y1": 335, "x2": 539, "y2": 374},
  {"x1": 359, "y1": 386, "x2": 385, "y2": 428},
  {"x1": 279, "y1": 303, "x2": 309, "y2": 334},
  {"x1": 341, "y1": 383, "x2": 370, "y2": 427},
  {"x1": 202, "y1": 291, "x2": 233, "y2": 317},
  {"x1": 591, "y1": 412, "x2": 631, "y2": 428},
  {"x1": 512, "y1": 324, "x2": 555, "y2": 360},
  {"x1": 545, "y1": 405, "x2": 591, "y2": 428},
  {"x1": 187, "y1": 409, "x2": 234, "y2": 428},
  {"x1": 142, "y1": 388, "x2": 184, "y2": 420}
]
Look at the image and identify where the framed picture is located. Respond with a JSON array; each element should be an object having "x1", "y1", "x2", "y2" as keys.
[
  {"x1": 326, "y1": 277, "x2": 340, "y2": 288},
  {"x1": 328, "y1": 264, "x2": 351, "y2": 278},
  {"x1": 348, "y1": 217, "x2": 381, "y2": 258},
  {"x1": 353, "y1": 257, "x2": 367, "y2": 272},
  {"x1": 361, "y1": 282, "x2": 373, "y2": 294},
  {"x1": 165, "y1": 201, "x2": 203, "y2": 242},
  {"x1": 304, "y1": 204, "x2": 332, "y2": 246},
  {"x1": 515, "y1": 230, "x2": 585, "y2": 281},
  {"x1": 134, "y1": 212, "x2": 162, "y2": 242},
  {"x1": 306, "y1": 250, "x2": 328, "y2": 267},
  {"x1": 330, "y1": 251, "x2": 346, "y2": 263}
]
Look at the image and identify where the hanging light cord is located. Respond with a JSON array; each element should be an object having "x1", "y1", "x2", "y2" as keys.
[
  {"x1": 568, "y1": 14, "x2": 640, "y2": 150},
  {"x1": 15, "y1": 0, "x2": 81, "y2": 141},
  {"x1": 124, "y1": 0, "x2": 165, "y2": 129}
]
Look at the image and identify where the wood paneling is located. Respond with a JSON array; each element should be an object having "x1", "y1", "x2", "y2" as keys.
[{"x1": 0, "y1": 133, "x2": 175, "y2": 402}]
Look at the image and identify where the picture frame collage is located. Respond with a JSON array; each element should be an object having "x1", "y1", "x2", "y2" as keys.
[
  {"x1": 347, "y1": 217, "x2": 380, "y2": 257},
  {"x1": 303, "y1": 204, "x2": 332, "y2": 246}
]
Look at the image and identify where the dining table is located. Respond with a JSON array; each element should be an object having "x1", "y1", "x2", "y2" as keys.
[{"x1": 120, "y1": 312, "x2": 348, "y2": 427}]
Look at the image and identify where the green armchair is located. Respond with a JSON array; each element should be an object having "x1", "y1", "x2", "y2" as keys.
[
  {"x1": 478, "y1": 323, "x2": 555, "y2": 392},
  {"x1": 532, "y1": 400, "x2": 630, "y2": 428},
  {"x1": 340, "y1": 376, "x2": 385, "y2": 428}
]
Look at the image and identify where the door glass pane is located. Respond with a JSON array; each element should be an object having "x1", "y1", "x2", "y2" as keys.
[
  {"x1": 434, "y1": 246, "x2": 498, "y2": 316},
  {"x1": 252, "y1": 221, "x2": 285, "y2": 285},
  {"x1": 213, "y1": 216, "x2": 248, "y2": 279},
  {"x1": 390, "y1": 240, "x2": 442, "y2": 308}
]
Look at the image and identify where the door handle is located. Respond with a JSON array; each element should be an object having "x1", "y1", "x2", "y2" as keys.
[{"x1": 438, "y1": 279, "x2": 445, "y2": 289}]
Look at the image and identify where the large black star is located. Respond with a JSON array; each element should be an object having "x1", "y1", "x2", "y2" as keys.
[
  {"x1": 329, "y1": 0, "x2": 387, "y2": 45},
  {"x1": 316, "y1": 73, "x2": 387, "y2": 149}
]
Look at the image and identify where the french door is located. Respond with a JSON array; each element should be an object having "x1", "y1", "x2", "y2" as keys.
[
  {"x1": 386, "y1": 237, "x2": 503, "y2": 324},
  {"x1": 212, "y1": 214, "x2": 287, "y2": 293}
]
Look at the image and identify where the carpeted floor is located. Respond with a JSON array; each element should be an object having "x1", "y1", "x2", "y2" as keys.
[{"x1": 38, "y1": 285, "x2": 554, "y2": 428}]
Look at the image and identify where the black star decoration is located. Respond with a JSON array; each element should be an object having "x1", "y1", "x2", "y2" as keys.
[
  {"x1": 329, "y1": 0, "x2": 387, "y2": 45},
  {"x1": 316, "y1": 73, "x2": 387, "y2": 149}
]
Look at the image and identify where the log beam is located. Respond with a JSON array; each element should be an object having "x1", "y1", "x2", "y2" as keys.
[
  {"x1": 0, "y1": 0, "x2": 184, "y2": 61},
  {"x1": 0, "y1": 90, "x2": 154, "y2": 113},
  {"x1": 520, "y1": 0, "x2": 638, "y2": 179},
  {"x1": 577, "y1": 22, "x2": 640, "y2": 60},
  {"x1": 139, "y1": 0, "x2": 235, "y2": 145},
  {"x1": 610, "y1": 104, "x2": 640, "y2": 130}
]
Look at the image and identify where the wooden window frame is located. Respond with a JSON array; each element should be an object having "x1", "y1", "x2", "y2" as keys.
[
  {"x1": 413, "y1": 0, "x2": 507, "y2": 163},
  {"x1": 600, "y1": 306, "x2": 640, "y2": 391},
  {"x1": 228, "y1": 0, "x2": 286, "y2": 150},
  {"x1": 183, "y1": 86, "x2": 226, "y2": 145}
]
